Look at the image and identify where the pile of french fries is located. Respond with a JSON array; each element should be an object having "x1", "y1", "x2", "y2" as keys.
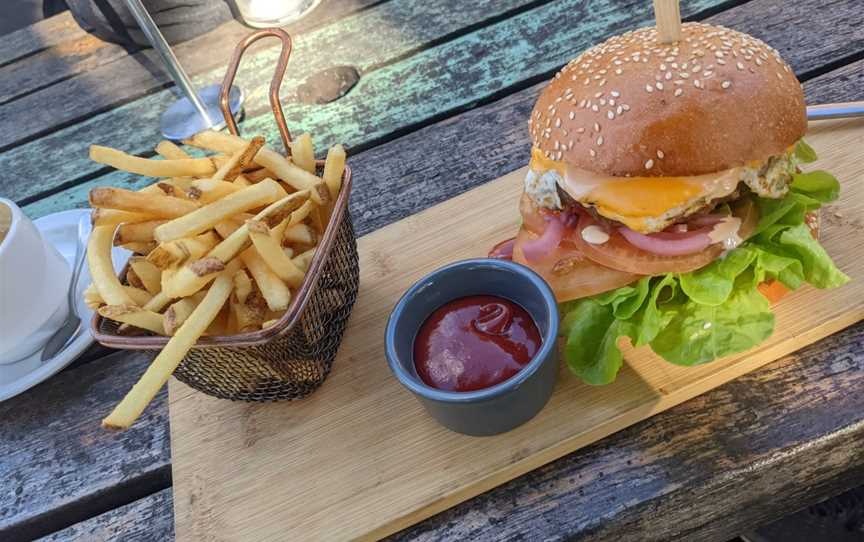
[{"x1": 84, "y1": 130, "x2": 346, "y2": 430}]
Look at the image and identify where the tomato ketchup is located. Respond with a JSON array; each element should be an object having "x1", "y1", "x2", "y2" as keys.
[{"x1": 413, "y1": 296, "x2": 541, "y2": 392}]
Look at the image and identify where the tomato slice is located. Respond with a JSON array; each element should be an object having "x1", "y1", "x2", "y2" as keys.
[
  {"x1": 570, "y1": 198, "x2": 760, "y2": 275},
  {"x1": 512, "y1": 226, "x2": 640, "y2": 302}
]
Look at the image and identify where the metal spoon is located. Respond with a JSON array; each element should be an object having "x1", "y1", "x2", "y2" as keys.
[{"x1": 41, "y1": 213, "x2": 92, "y2": 361}]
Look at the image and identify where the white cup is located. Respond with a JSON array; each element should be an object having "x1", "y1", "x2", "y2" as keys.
[{"x1": 0, "y1": 198, "x2": 71, "y2": 363}]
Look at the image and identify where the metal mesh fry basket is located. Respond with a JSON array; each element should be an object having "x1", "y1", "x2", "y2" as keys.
[
  {"x1": 173, "y1": 213, "x2": 358, "y2": 401},
  {"x1": 92, "y1": 28, "x2": 360, "y2": 401}
]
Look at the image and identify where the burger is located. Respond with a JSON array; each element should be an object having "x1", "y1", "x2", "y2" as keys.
[{"x1": 510, "y1": 22, "x2": 848, "y2": 384}]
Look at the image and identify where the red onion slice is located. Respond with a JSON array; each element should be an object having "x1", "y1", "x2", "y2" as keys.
[
  {"x1": 618, "y1": 226, "x2": 714, "y2": 256},
  {"x1": 521, "y1": 215, "x2": 566, "y2": 262},
  {"x1": 488, "y1": 237, "x2": 516, "y2": 260}
]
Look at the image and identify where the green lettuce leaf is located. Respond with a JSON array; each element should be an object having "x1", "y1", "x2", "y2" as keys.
[
  {"x1": 794, "y1": 139, "x2": 818, "y2": 163},
  {"x1": 557, "y1": 143, "x2": 848, "y2": 384},
  {"x1": 650, "y1": 272, "x2": 775, "y2": 365}
]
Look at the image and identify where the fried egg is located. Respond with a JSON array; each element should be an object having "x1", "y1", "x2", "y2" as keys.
[{"x1": 524, "y1": 146, "x2": 795, "y2": 233}]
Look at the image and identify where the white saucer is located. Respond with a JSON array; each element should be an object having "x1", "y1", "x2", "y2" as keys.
[{"x1": 0, "y1": 209, "x2": 129, "y2": 401}]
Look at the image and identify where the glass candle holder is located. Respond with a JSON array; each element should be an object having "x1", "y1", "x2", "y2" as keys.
[{"x1": 233, "y1": 0, "x2": 323, "y2": 28}]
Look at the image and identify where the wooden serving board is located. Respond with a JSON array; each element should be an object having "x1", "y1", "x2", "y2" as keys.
[{"x1": 170, "y1": 118, "x2": 864, "y2": 542}]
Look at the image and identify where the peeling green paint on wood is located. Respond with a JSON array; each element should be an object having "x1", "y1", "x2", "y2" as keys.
[{"x1": 19, "y1": 0, "x2": 729, "y2": 217}]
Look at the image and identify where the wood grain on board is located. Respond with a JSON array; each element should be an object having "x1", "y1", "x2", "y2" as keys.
[
  {"x1": 10, "y1": 0, "x2": 733, "y2": 209},
  {"x1": 170, "y1": 118, "x2": 864, "y2": 542}
]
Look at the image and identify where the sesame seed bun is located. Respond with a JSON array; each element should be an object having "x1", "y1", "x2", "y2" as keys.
[{"x1": 529, "y1": 22, "x2": 806, "y2": 177}]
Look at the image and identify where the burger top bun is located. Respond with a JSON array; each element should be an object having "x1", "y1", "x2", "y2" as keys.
[{"x1": 530, "y1": 22, "x2": 806, "y2": 177}]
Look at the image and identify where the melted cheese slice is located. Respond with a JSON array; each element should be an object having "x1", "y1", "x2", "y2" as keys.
[{"x1": 528, "y1": 147, "x2": 746, "y2": 232}]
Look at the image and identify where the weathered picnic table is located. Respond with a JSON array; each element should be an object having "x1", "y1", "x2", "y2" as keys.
[{"x1": 1, "y1": 0, "x2": 863, "y2": 540}]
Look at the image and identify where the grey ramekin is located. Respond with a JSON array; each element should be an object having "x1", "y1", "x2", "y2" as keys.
[{"x1": 385, "y1": 258, "x2": 559, "y2": 436}]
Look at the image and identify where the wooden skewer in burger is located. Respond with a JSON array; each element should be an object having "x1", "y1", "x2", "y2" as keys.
[{"x1": 499, "y1": 1, "x2": 849, "y2": 384}]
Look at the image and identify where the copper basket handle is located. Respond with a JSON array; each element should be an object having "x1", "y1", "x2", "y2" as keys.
[{"x1": 220, "y1": 28, "x2": 294, "y2": 152}]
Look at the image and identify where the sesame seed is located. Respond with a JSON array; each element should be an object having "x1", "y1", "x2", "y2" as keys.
[
  {"x1": 693, "y1": 79, "x2": 702, "y2": 88},
  {"x1": 755, "y1": 58, "x2": 763, "y2": 66},
  {"x1": 645, "y1": 84, "x2": 654, "y2": 93},
  {"x1": 616, "y1": 105, "x2": 623, "y2": 114},
  {"x1": 680, "y1": 72, "x2": 690, "y2": 78},
  {"x1": 589, "y1": 149, "x2": 596, "y2": 157},
  {"x1": 660, "y1": 63, "x2": 667, "y2": 70},
  {"x1": 597, "y1": 136, "x2": 604, "y2": 145},
  {"x1": 555, "y1": 118, "x2": 561, "y2": 128},
  {"x1": 591, "y1": 104, "x2": 599, "y2": 112},
  {"x1": 717, "y1": 59, "x2": 726, "y2": 65},
  {"x1": 609, "y1": 99, "x2": 616, "y2": 106},
  {"x1": 737, "y1": 61, "x2": 744, "y2": 70},
  {"x1": 721, "y1": 80, "x2": 731, "y2": 89},
  {"x1": 576, "y1": 127, "x2": 585, "y2": 133},
  {"x1": 595, "y1": 92, "x2": 603, "y2": 98},
  {"x1": 593, "y1": 122, "x2": 601, "y2": 132},
  {"x1": 615, "y1": 68, "x2": 623, "y2": 75},
  {"x1": 657, "y1": 150, "x2": 665, "y2": 159},
  {"x1": 776, "y1": 72, "x2": 783, "y2": 79},
  {"x1": 569, "y1": 111, "x2": 576, "y2": 120},
  {"x1": 599, "y1": 78, "x2": 607, "y2": 86},
  {"x1": 568, "y1": 141, "x2": 574, "y2": 150},
  {"x1": 665, "y1": 71, "x2": 673, "y2": 80},
  {"x1": 600, "y1": 98, "x2": 607, "y2": 105},
  {"x1": 645, "y1": 159, "x2": 654, "y2": 170},
  {"x1": 674, "y1": 88, "x2": 683, "y2": 96},
  {"x1": 622, "y1": 104, "x2": 630, "y2": 111},
  {"x1": 554, "y1": 141, "x2": 560, "y2": 150},
  {"x1": 703, "y1": 71, "x2": 713, "y2": 77},
  {"x1": 656, "y1": 82, "x2": 664, "y2": 90},
  {"x1": 611, "y1": 90, "x2": 620, "y2": 97},
  {"x1": 579, "y1": 99, "x2": 587, "y2": 107},
  {"x1": 607, "y1": 111, "x2": 614, "y2": 120}
]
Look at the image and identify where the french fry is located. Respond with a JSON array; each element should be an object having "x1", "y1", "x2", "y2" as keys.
[
  {"x1": 240, "y1": 247, "x2": 291, "y2": 311},
  {"x1": 90, "y1": 145, "x2": 217, "y2": 177},
  {"x1": 243, "y1": 168, "x2": 278, "y2": 183},
  {"x1": 322, "y1": 144, "x2": 346, "y2": 200},
  {"x1": 214, "y1": 136, "x2": 265, "y2": 181},
  {"x1": 283, "y1": 223, "x2": 315, "y2": 245},
  {"x1": 128, "y1": 257, "x2": 162, "y2": 295},
  {"x1": 125, "y1": 267, "x2": 144, "y2": 290},
  {"x1": 233, "y1": 270, "x2": 253, "y2": 304},
  {"x1": 230, "y1": 288, "x2": 266, "y2": 332},
  {"x1": 294, "y1": 248, "x2": 316, "y2": 272},
  {"x1": 187, "y1": 178, "x2": 241, "y2": 203},
  {"x1": 233, "y1": 175, "x2": 252, "y2": 187},
  {"x1": 98, "y1": 305, "x2": 166, "y2": 335},
  {"x1": 184, "y1": 130, "x2": 318, "y2": 191},
  {"x1": 247, "y1": 220, "x2": 305, "y2": 288},
  {"x1": 146, "y1": 231, "x2": 219, "y2": 270},
  {"x1": 92, "y1": 209, "x2": 155, "y2": 226},
  {"x1": 89, "y1": 187, "x2": 199, "y2": 218},
  {"x1": 164, "y1": 193, "x2": 311, "y2": 298},
  {"x1": 84, "y1": 283, "x2": 152, "y2": 309},
  {"x1": 154, "y1": 179, "x2": 284, "y2": 242},
  {"x1": 114, "y1": 220, "x2": 166, "y2": 245},
  {"x1": 119, "y1": 241, "x2": 157, "y2": 255},
  {"x1": 155, "y1": 140, "x2": 191, "y2": 160},
  {"x1": 88, "y1": 225, "x2": 134, "y2": 306},
  {"x1": 142, "y1": 290, "x2": 174, "y2": 313},
  {"x1": 163, "y1": 293, "x2": 204, "y2": 336},
  {"x1": 102, "y1": 269, "x2": 235, "y2": 430},
  {"x1": 156, "y1": 181, "x2": 191, "y2": 200},
  {"x1": 291, "y1": 133, "x2": 316, "y2": 173},
  {"x1": 262, "y1": 318, "x2": 280, "y2": 329}
]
